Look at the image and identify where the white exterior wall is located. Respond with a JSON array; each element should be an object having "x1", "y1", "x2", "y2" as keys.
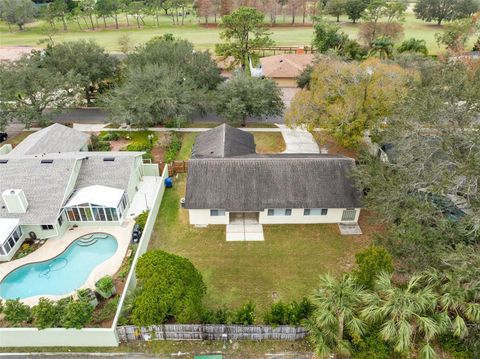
[
  {"x1": 189, "y1": 209, "x2": 230, "y2": 225},
  {"x1": 0, "y1": 232, "x2": 25, "y2": 262},
  {"x1": 0, "y1": 328, "x2": 118, "y2": 347},
  {"x1": 259, "y1": 208, "x2": 361, "y2": 224}
]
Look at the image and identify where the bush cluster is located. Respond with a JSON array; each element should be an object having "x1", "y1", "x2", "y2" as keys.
[
  {"x1": 135, "y1": 211, "x2": 149, "y2": 231},
  {"x1": 164, "y1": 134, "x2": 182, "y2": 163},
  {"x1": 132, "y1": 250, "x2": 206, "y2": 326},
  {"x1": 263, "y1": 297, "x2": 314, "y2": 326},
  {"x1": 3, "y1": 297, "x2": 94, "y2": 329}
]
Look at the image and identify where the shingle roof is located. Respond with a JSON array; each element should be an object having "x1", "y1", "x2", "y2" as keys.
[
  {"x1": 191, "y1": 124, "x2": 256, "y2": 159},
  {"x1": 0, "y1": 157, "x2": 79, "y2": 225},
  {"x1": 0, "y1": 152, "x2": 142, "y2": 225},
  {"x1": 260, "y1": 54, "x2": 315, "y2": 79},
  {"x1": 184, "y1": 155, "x2": 362, "y2": 211},
  {"x1": 9, "y1": 123, "x2": 89, "y2": 156}
]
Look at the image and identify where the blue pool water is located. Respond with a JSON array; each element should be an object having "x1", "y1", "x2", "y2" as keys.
[{"x1": 0, "y1": 233, "x2": 118, "y2": 300}]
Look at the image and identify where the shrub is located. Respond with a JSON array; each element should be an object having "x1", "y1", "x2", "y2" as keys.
[
  {"x1": 32, "y1": 298, "x2": 61, "y2": 329},
  {"x1": 288, "y1": 297, "x2": 315, "y2": 325},
  {"x1": 164, "y1": 134, "x2": 182, "y2": 163},
  {"x1": 95, "y1": 276, "x2": 115, "y2": 299},
  {"x1": 61, "y1": 300, "x2": 94, "y2": 329},
  {"x1": 100, "y1": 132, "x2": 120, "y2": 141},
  {"x1": 202, "y1": 307, "x2": 233, "y2": 324},
  {"x1": 233, "y1": 301, "x2": 256, "y2": 325},
  {"x1": 132, "y1": 250, "x2": 206, "y2": 325},
  {"x1": 93, "y1": 296, "x2": 119, "y2": 324},
  {"x1": 135, "y1": 211, "x2": 149, "y2": 231},
  {"x1": 88, "y1": 134, "x2": 111, "y2": 151},
  {"x1": 351, "y1": 329, "x2": 393, "y2": 359},
  {"x1": 3, "y1": 299, "x2": 32, "y2": 326},
  {"x1": 0, "y1": 299, "x2": 3, "y2": 314},
  {"x1": 353, "y1": 246, "x2": 394, "y2": 289},
  {"x1": 263, "y1": 297, "x2": 314, "y2": 326},
  {"x1": 263, "y1": 301, "x2": 290, "y2": 325}
]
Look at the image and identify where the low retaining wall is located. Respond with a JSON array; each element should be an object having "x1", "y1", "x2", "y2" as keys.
[{"x1": 117, "y1": 324, "x2": 308, "y2": 342}]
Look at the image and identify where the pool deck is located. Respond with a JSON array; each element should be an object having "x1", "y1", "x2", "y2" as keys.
[{"x1": 0, "y1": 221, "x2": 134, "y2": 306}]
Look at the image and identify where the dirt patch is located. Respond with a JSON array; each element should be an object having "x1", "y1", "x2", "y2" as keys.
[
  {"x1": 109, "y1": 139, "x2": 129, "y2": 151},
  {"x1": 313, "y1": 132, "x2": 358, "y2": 159}
]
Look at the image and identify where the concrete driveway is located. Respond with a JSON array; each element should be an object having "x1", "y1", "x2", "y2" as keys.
[{"x1": 277, "y1": 125, "x2": 319, "y2": 154}]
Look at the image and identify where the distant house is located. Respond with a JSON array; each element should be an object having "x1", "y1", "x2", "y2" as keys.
[
  {"x1": 0, "y1": 124, "x2": 156, "y2": 261},
  {"x1": 183, "y1": 125, "x2": 362, "y2": 240},
  {"x1": 259, "y1": 54, "x2": 315, "y2": 87}
]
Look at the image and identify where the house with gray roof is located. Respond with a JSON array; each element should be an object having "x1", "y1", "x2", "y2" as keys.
[
  {"x1": 184, "y1": 125, "x2": 362, "y2": 241},
  {"x1": 0, "y1": 124, "x2": 153, "y2": 261}
]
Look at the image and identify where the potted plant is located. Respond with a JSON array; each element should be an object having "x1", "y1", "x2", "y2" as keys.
[
  {"x1": 95, "y1": 276, "x2": 116, "y2": 299},
  {"x1": 77, "y1": 288, "x2": 98, "y2": 308}
]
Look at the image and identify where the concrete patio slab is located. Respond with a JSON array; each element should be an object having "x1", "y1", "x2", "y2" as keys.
[
  {"x1": 338, "y1": 223, "x2": 363, "y2": 235},
  {"x1": 276, "y1": 124, "x2": 320, "y2": 154},
  {"x1": 127, "y1": 176, "x2": 161, "y2": 219}
]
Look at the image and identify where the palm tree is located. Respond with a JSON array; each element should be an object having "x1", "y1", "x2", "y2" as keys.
[
  {"x1": 361, "y1": 272, "x2": 446, "y2": 359},
  {"x1": 305, "y1": 273, "x2": 366, "y2": 358},
  {"x1": 423, "y1": 269, "x2": 480, "y2": 339},
  {"x1": 369, "y1": 36, "x2": 394, "y2": 60}
]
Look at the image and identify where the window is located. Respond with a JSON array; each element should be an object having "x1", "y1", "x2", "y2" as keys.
[
  {"x1": 267, "y1": 209, "x2": 292, "y2": 216},
  {"x1": 41, "y1": 225, "x2": 54, "y2": 230},
  {"x1": 210, "y1": 209, "x2": 225, "y2": 216},
  {"x1": 57, "y1": 213, "x2": 63, "y2": 227},
  {"x1": 304, "y1": 208, "x2": 328, "y2": 216}
]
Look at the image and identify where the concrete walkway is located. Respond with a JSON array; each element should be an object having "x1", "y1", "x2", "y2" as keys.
[{"x1": 277, "y1": 125, "x2": 320, "y2": 154}]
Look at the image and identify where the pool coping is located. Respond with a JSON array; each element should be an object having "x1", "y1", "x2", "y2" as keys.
[{"x1": 0, "y1": 222, "x2": 134, "y2": 306}]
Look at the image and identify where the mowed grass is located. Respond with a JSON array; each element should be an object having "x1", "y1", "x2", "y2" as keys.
[
  {"x1": 175, "y1": 131, "x2": 285, "y2": 160},
  {"x1": 0, "y1": 10, "x2": 471, "y2": 54},
  {"x1": 149, "y1": 174, "x2": 370, "y2": 312},
  {"x1": 253, "y1": 132, "x2": 285, "y2": 153}
]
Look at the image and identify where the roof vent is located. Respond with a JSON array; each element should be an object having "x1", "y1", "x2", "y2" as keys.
[
  {"x1": 103, "y1": 157, "x2": 115, "y2": 162},
  {"x1": 41, "y1": 159, "x2": 54, "y2": 164}
]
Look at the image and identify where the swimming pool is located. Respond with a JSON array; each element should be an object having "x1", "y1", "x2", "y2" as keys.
[{"x1": 0, "y1": 233, "x2": 118, "y2": 300}]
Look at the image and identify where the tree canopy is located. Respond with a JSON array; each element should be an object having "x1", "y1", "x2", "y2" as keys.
[
  {"x1": 0, "y1": 0, "x2": 36, "y2": 30},
  {"x1": 414, "y1": 0, "x2": 479, "y2": 25},
  {"x1": 0, "y1": 54, "x2": 81, "y2": 130},
  {"x1": 42, "y1": 40, "x2": 118, "y2": 103},
  {"x1": 286, "y1": 58, "x2": 416, "y2": 147},
  {"x1": 215, "y1": 7, "x2": 274, "y2": 68},
  {"x1": 104, "y1": 36, "x2": 221, "y2": 127},
  {"x1": 215, "y1": 73, "x2": 284, "y2": 126},
  {"x1": 132, "y1": 250, "x2": 206, "y2": 325}
]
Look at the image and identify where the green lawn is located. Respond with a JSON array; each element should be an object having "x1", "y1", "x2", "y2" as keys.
[
  {"x1": 2, "y1": 131, "x2": 33, "y2": 147},
  {"x1": 0, "y1": 11, "x2": 471, "y2": 54},
  {"x1": 252, "y1": 132, "x2": 285, "y2": 153},
  {"x1": 149, "y1": 175, "x2": 370, "y2": 312}
]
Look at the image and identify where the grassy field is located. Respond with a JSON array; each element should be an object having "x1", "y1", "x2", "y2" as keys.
[
  {"x1": 149, "y1": 174, "x2": 370, "y2": 312},
  {"x1": 0, "y1": 10, "x2": 467, "y2": 54}
]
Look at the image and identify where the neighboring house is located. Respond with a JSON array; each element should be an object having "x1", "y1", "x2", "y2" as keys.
[
  {"x1": 183, "y1": 125, "x2": 361, "y2": 240},
  {"x1": 259, "y1": 54, "x2": 315, "y2": 88},
  {"x1": 0, "y1": 124, "x2": 156, "y2": 261}
]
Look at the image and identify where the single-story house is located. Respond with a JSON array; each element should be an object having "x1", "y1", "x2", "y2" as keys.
[
  {"x1": 259, "y1": 54, "x2": 316, "y2": 88},
  {"x1": 0, "y1": 124, "x2": 157, "y2": 261},
  {"x1": 184, "y1": 125, "x2": 361, "y2": 233}
]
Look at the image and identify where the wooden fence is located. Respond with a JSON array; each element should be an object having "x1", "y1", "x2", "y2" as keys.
[
  {"x1": 117, "y1": 324, "x2": 308, "y2": 342},
  {"x1": 167, "y1": 160, "x2": 188, "y2": 176},
  {"x1": 254, "y1": 46, "x2": 316, "y2": 56}
]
